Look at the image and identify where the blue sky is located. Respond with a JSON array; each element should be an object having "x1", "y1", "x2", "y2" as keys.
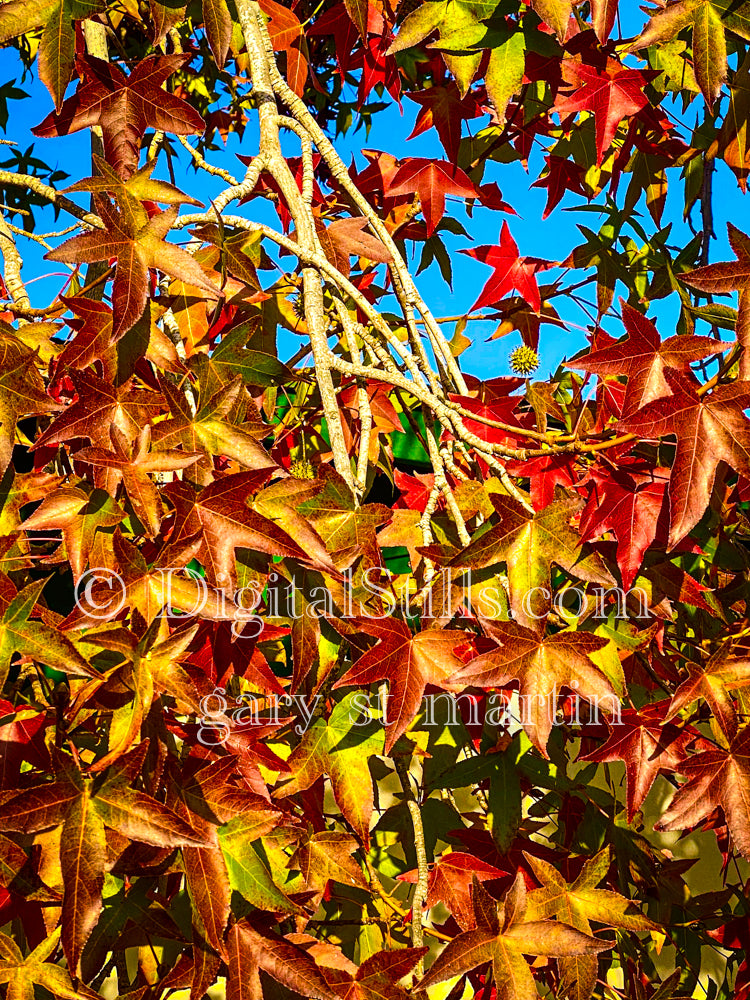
[{"x1": 0, "y1": 36, "x2": 746, "y2": 380}]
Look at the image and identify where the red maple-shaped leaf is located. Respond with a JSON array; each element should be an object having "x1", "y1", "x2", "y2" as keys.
[
  {"x1": 46, "y1": 197, "x2": 221, "y2": 340},
  {"x1": 579, "y1": 460, "x2": 670, "y2": 589},
  {"x1": 681, "y1": 224, "x2": 750, "y2": 379},
  {"x1": 583, "y1": 702, "x2": 693, "y2": 821},
  {"x1": 56, "y1": 296, "x2": 116, "y2": 373},
  {"x1": 566, "y1": 301, "x2": 728, "y2": 416},
  {"x1": 406, "y1": 83, "x2": 485, "y2": 162},
  {"x1": 32, "y1": 371, "x2": 164, "y2": 451},
  {"x1": 357, "y1": 33, "x2": 401, "y2": 107},
  {"x1": 666, "y1": 644, "x2": 750, "y2": 742},
  {"x1": 617, "y1": 370, "x2": 750, "y2": 547},
  {"x1": 384, "y1": 159, "x2": 476, "y2": 236},
  {"x1": 319, "y1": 947, "x2": 427, "y2": 1000},
  {"x1": 307, "y1": 3, "x2": 359, "y2": 82},
  {"x1": 419, "y1": 873, "x2": 611, "y2": 1000},
  {"x1": 461, "y1": 222, "x2": 545, "y2": 313},
  {"x1": 656, "y1": 726, "x2": 750, "y2": 860},
  {"x1": 399, "y1": 851, "x2": 508, "y2": 929},
  {"x1": 332, "y1": 618, "x2": 467, "y2": 751},
  {"x1": 32, "y1": 54, "x2": 204, "y2": 179},
  {"x1": 506, "y1": 452, "x2": 580, "y2": 510},
  {"x1": 531, "y1": 154, "x2": 588, "y2": 218},
  {"x1": 556, "y1": 59, "x2": 654, "y2": 165},
  {"x1": 448, "y1": 377, "x2": 525, "y2": 447},
  {"x1": 394, "y1": 469, "x2": 437, "y2": 511},
  {"x1": 453, "y1": 620, "x2": 614, "y2": 755}
]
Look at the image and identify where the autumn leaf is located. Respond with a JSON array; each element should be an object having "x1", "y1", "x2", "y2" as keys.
[
  {"x1": 384, "y1": 158, "x2": 476, "y2": 236},
  {"x1": 257, "y1": 0, "x2": 309, "y2": 97},
  {"x1": 0, "y1": 333, "x2": 59, "y2": 478},
  {"x1": 0, "y1": 0, "x2": 104, "y2": 109},
  {"x1": 342, "y1": 0, "x2": 368, "y2": 39},
  {"x1": 566, "y1": 300, "x2": 728, "y2": 416},
  {"x1": 556, "y1": 59, "x2": 653, "y2": 165},
  {"x1": 272, "y1": 693, "x2": 384, "y2": 846},
  {"x1": 290, "y1": 830, "x2": 369, "y2": 898},
  {"x1": 656, "y1": 725, "x2": 750, "y2": 859},
  {"x1": 66, "y1": 154, "x2": 203, "y2": 209},
  {"x1": 419, "y1": 874, "x2": 612, "y2": 1000},
  {"x1": 0, "y1": 926, "x2": 100, "y2": 1000},
  {"x1": 591, "y1": 0, "x2": 618, "y2": 42},
  {"x1": 45, "y1": 197, "x2": 220, "y2": 340},
  {"x1": 453, "y1": 620, "x2": 614, "y2": 755},
  {"x1": 33, "y1": 370, "x2": 164, "y2": 451},
  {"x1": 320, "y1": 948, "x2": 428, "y2": 1000},
  {"x1": 0, "y1": 750, "x2": 209, "y2": 973},
  {"x1": 582, "y1": 703, "x2": 694, "y2": 820},
  {"x1": 406, "y1": 83, "x2": 484, "y2": 162},
  {"x1": 164, "y1": 471, "x2": 308, "y2": 589},
  {"x1": 666, "y1": 644, "x2": 750, "y2": 740},
  {"x1": 531, "y1": 155, "x2": 588, "y2": 219},
  {"x1": 220, "y1": 821, "x2": 302, "y2": 913},
  {"x1": 21, "y1": 484, "x2": 124, "y2": 580},
  {"x1": 681, "y1": 223, "x2": 750, "y2": 378},
  {"x1": 525, "y1": 851, "x2": 658, "y2": 1000},
  {"x1": 56, "y1": 296, "x2": 117, "y2": 373},
  {"x1": 332, "y1": 618, "x2": 467, "y2": 751},
  {"x1": 203, "y1": 0, "x2": 233, "y2": 67},
  {"x1": 629, "y1": 0, "x2": 745, "y2": 107},
  {"x1": 73, "y1": 424, "x2": 201, "y2": 537},
  {"x1": 399, "y1": 850, "x2": 507, "y2": 929},
  {"x1": 440, "y1": 492, "x2": 615, "y2": 630},
  {"x1": 65, "y1": 528, "x2": 235, "y2": 624},
  {"x1": 527, "y1": 0, "x2": 573, "y2": 40},
  {"x1": 174, "y1": 757, "x2": 282, "y2": 953},
  {"x1": 578, "y1": 460, "x2": 670, "y2": 589},
  {"x1": 461, "y1": 222, "x2": 545, "y2": 314},
  {"x1": 153, "y1": 377, "x2": 275, "y2": 483},
  {"x1": 318, "y1": 217, "x2": 392, "y2": 277},
  {"x1": 32, "y1": 54, "x2": 205, "y2": 178},
  {"x1": 297, "y1": 466, "x2": 392, "y2": 572},
  {"x1": 617, "y1": 369, "x2": 750, "y2": 547},
  {"x1": 227, "y1": 920, "x2": 341, "y2": 1000},
  {"x1": 0, "y1": 577, "x2": 97, "y2": 690},
  {"x1": 79, "y1": 621, "x2": 206, "y2": 770}
]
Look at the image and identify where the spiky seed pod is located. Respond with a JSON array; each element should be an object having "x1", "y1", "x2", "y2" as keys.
[
  {"x1": 509, "y1": 345, "x2": 540, "y2": 375},
  {"x1": 289, "y1": 459, "x2": 316, "y2": 480},
  {"x1": 290, "y1": 292, "x2": 305, "y2": 321}
]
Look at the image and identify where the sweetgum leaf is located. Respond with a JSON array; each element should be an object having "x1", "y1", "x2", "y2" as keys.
[
  {"x1": 0, "y1": 0, "x2": 104, "y2": 109},
  {"x1": 420, "y1": 874, "x2": 612, "y2": 1000},
  {"x1": 566, "y1": 300, "x2": 728, "y2": 416},
  {"x1": 441, "y1": 493, "x2": 615, "y2": 630},
  {"x1": 272, "y1": 693, "x2": 384, "y2": 846},
  {"x1": 45, "y1": 198, "x2": 220, "y2": 340},
  {"x1": 32, "y1": 54, "x2": 205, "y2": 179},
  {"x1": 332, "y1": 618, "x2": 467, "y2": 751},
  {"x1": 453, "y1": 621, "x2": 613, "y2": 755},
  {"x1": 681, "y1": 223, "x2": 750, "y2": 378},
  {"x1": 656, "y1": 725, "x2": 750, "y2": 859},
  {"x1": 617, "y1": 369, "x2": 750, "y2": 547}
]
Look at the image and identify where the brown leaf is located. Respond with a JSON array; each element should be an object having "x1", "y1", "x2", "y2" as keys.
[{"x1": 33, "y1": 54, "x2": 205, "y2": 179}]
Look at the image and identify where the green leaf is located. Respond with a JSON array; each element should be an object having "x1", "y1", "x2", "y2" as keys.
[
  {"x1": 487, "y1": 736, "x2": 522, "y2": 853},
  {"x1": 388, "y1": 0, "x2": 448, "y2": 54},
  {"x1": 219, "y1": 820, "x2": 300, "y2": 912},
  {"x1": 485, "y1": 33, "x2": 525, "y2": 124},
  {"x1": 693, "y1": 1, "x2": 727, "y2": 107},
  {"x1": 272, "y1": 693, "x2": 385, "y2": 846},
  {"x1": 0, "y1": 578, "x2": 97, "y2": 689}
]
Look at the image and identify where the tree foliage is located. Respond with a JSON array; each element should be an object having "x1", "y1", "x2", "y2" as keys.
[{"x1": 0, "y1": 0, "x2": 750, "y2": 998}]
